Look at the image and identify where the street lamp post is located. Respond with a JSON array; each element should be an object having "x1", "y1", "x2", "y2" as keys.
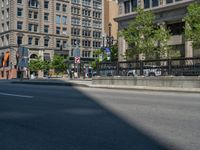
[{"x1": 106, "y1": 23, "x2": 114, "y2": 62}]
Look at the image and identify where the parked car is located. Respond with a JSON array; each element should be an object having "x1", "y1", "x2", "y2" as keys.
[{"x1": 127, "y1": 65, "x2": 162, "y2": 76}]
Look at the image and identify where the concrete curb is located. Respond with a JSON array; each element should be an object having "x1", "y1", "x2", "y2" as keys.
[
  {"x1": 89, "y1": 85, "x2": 200, "y2": 93},
  {"x1": 11, "y1": 80, "x2": 200, "y2": 93}
]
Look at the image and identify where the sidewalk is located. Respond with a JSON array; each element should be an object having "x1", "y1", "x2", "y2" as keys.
[{"x1": 10, "y1": 78, "x2": 200, "y2": 93}]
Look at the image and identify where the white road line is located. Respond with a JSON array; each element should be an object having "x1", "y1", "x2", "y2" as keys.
[{"x1": 0, "y1": 92, "x2": 34, "y2": 98}]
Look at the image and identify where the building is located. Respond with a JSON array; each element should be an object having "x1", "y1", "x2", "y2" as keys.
[
  {"x1": 0, "y1": 0, "x2": 104, "y2": 79},
  {"x1": 114, "y1": 0, "x2": 200, "y2": 61},
  {"x1": 104, "y1": 0, "x2": 118, "y2": 41}
]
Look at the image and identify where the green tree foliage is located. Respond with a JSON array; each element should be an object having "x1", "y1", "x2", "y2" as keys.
[
  {"x1": 110, "y1": 42, "x2": 118, "y2": 61},
  {"x1": 28, "y1": 56, "x2": 44, "y2": 72},
  {"x1": 51, "y1": 54, "x2": 67, "y2": 74},
  {"x1": 184, "y1": 2, "x2": 200, "y2": 48},
  {"x1": 120, "y1": 8, "x2": 170, "y2": 59}
]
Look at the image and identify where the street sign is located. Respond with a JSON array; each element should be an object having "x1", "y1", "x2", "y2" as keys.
[
  {"x1": 105, "y1": 47, "x2": 111, "y2": 61},
  {"x1": 105, "y1": 47, "x2": 110, "y2": 53},
  {"x1": 74, "y1": 57, "x2": 80, "y2": 64},
  {"x1": 17, "y1": 47, "x2": 29, "y2": 68}
]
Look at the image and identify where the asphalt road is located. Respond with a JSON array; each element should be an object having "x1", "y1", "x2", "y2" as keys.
[{"x1": 0, "y1": 81, "x2": 200, "y2": 150}]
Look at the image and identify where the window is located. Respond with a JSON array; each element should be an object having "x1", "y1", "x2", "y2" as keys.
[
  {"x1": 71, "y1": 17, "x2": 80, "y2": 25},
  {"x1": 56, "y1": 27, "x2": 60, "y2": 34},
  {"x1": 82, "y1": 51, "x2": 91, "y2": 58},
  {"x1": 28, "y1": 37, "x2": 33, "y2": 45},
  {"x1": 82, "y1": 0, "x2": 91, "y2": 6},
  {"x1": 152, "y1": 0, "x2": 159, "y2": 7},
  {"x1": 93, "y1": 11, "x2": 101, "y2": 19},
  {"x1": 82, "y1": 9, "x2": 91, "y2": 17},
  {"x1": 35, "y1": 38, "x2": 39, "y2": 45},
  {"x1": 63, "y1": 27, "x2": 67, "y2": 35},
  {"x1": 29, "y1": 11, "x2": 32, "y2": 18},
  {"x1": 6, "y1": 21, "x2": 9, "y2": 30},
  {"x1": 93, "y1": 41, "x2": 101, "y2": 48},
  {"x1": 93, "y1": 31, "x2": 101, "y2": 38},
  {"x1": 17, "y1": 21, "x2": 23, "y2": 30},
  {"x1": 63, "y1": 4, "x2": 67, "y2": 12},
  {"x1": 82, "y1": 20, "x2": 91, "y2": 27},
  {"x1": 124, "y1": 1, "x2": 130, "y2": 14},
  {"x1": 82, "y1": 40, "x2": 91, "y2": 47},
  {"x1": 63, "y1": 41, "x2": 67, "y2": 48},
  {"x1": 56, "y1": 15, "x2": 60, "y2": 24},
  {"x1": 29, "y1": 0, "x2": 39, "y2": 8},
  {"x1": 44, "y1": 1, "x2": 49, "y2": 9},
  {"x1": 72, "y1": 0, "x2": 80, "y2": 4},
  {"x1": 56, "y1": 40, "x2": 61, "y2": 48},
  {"x1": 28, "y1": 24, "x2": 33, "y2": 31},
  {"x1": 82, "y1": 30, "x2": 91, "y2": 37},
  {"x1": 44, "y1": 38, "x2": 49, "y2": 47},
  {"x1": 1, "y1": 11, "x2": 4, "y2": 20},
  {"x1": 71, "y1": 7, "x2": 80, "y2": 15},
  {"x1": 17, "y1": 0, "x2": 22, "y2": 4},
  {"x1": 62, "y1": 16, "x2": 67, "y2": 25},
  {"x1": 6, "y1": 8, "x2": 9, "y2": 18},
  {"x1": 93, "y1": 1, "x2": 101, "y2": 9},
  {"x1": 44, "y1": 25, "x2": 49, "y2": 33},
  {"x1": 17, "y1": 8, "x2": 23, "y2": 16},
  {"x1": 71, "y1": 28, "x2": 80, "y2": 36},
  {"x1": 166, "y1": 0, "x2": 173, "y2": 4},
  {"x1": 28, "y1": 24, "x2": 38, "y2": 32},
  {"x1": 17, "y1": 36, "x2": 23, "y2": 45},
  {"x1": 34, "y1": 24, "x2": 38, "y2": 32},
  {"x1": 1, "y1": 23, "x2": 4, "y2": 32},
  {"x1": 144, "y1": 0, "x2": 150, "y2": 9},
  {"x1": 71, "y1": 39, "x2": 80, "y2": 46},
  {"x1": 93, "y1": 21, "x2": 101, "y2": 28},
  {"x1": 44, "y1": 13, "x2": 49, "y2": 21},
  {"x1": 56, "y1": 3, "x2": 61, "y2": 11},
  {"x1": 131, "y1": 0, "x2": 137, "y2": 10},
  {"x1": 34, "y1": 12, "x2": 38, "y2": 19}
]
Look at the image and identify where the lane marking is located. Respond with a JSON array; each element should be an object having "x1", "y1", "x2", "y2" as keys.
[{"x1": 0, "y1": 92, "x2": 34, "y2": 98}]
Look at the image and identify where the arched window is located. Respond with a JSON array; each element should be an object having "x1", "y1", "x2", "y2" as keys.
[{"x1": 30, "y1": 54, "x2": 38, "y2": 59}]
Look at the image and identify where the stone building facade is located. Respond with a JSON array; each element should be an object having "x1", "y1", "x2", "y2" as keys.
[
  {"x1": 0, "y1": 0, "x2": 104, "y2": 79},
  {"x1": 114, "y1": 0, "x2": 200, "y2": 61},
  {"x1": 104, "y1": 0, "x2": 118, "y2": 40}
]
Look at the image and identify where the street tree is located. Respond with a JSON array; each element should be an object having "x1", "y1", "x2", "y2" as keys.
[
  {"x1": 28, "y1": 56, "x2": 44, "y2": 74},
  {"x1": 110, "y1": 42, "x2": 118, "y2": 61},
  {"x1": 51, "y1": 54, "x2": 67, "y2": 74},
  {"x1": 120, "y1": 8, "x2": 170, "y2": 60},
  {"x1": 184, "y1": 2, "x2": 200, "y2": 48}
]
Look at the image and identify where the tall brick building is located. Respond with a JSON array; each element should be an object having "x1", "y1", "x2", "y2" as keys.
[{"x1": 0, "y1": 0, "x2": 104, "y2": 79}]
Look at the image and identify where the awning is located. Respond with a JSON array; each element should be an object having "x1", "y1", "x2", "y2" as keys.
[{"x1": 3, "y1": 52, "x2": 9, "y2": 67}]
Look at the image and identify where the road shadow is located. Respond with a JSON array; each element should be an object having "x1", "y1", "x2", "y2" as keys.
[{"x1": 0, "y1": 83, "x2": 178, "y2": 150}]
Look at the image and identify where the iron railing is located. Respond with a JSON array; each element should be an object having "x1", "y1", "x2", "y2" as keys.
[{"x1": 96, "y1": 57, "x2": 200, "y2": 76}]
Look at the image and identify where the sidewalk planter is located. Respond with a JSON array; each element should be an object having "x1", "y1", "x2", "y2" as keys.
[{"x1": 92, "y1": 76, "x2": 200, "y2": 88}]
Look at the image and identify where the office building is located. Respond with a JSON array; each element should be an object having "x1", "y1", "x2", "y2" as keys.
[
  {"x1": 114, "y1": 0, "x2": 199, "y2": 61},
  {"x1": 0, "y1": 0, "x2": 104, "y2": 79}
]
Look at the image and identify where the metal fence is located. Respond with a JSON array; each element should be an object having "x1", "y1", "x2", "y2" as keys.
[{"x1": 96, "y1": 57, "x2": 200, "y2": 76}]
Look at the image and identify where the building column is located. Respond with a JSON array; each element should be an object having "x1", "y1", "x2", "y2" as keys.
[
  {"x1": 118, "y1": 36, "x2": 126, "y2": 61},
  {"x1": 185, "y1": 40, "x2": 193, "y2": 58},
  {"x1": 184, "y1": 20, "x2": 193, "y2": 58}
]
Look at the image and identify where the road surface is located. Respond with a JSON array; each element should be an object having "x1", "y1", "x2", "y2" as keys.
[{"x1": 0, "y1": 81, "x2": 200, "y2": 150}]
